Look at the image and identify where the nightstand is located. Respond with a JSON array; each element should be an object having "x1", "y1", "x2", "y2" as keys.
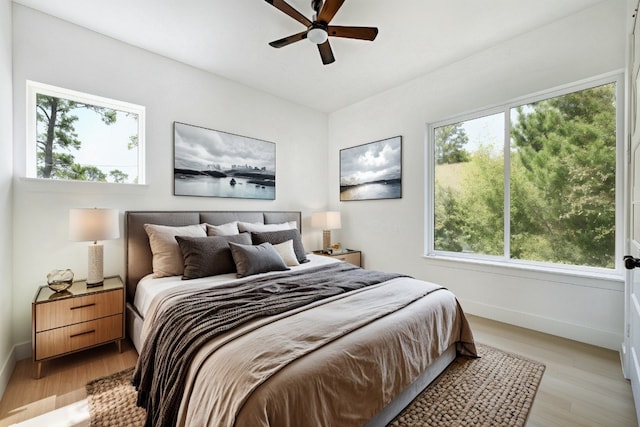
[
  {"x1": 313, "y1": 249, "x2": 362, "y2": 267},
  {"x1": 32, "y1": 275, "x2": 125, "y2": 378}
]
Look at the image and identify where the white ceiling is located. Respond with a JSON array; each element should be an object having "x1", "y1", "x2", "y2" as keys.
[{"x1": 13, "y1": 0, "x2": 607, "y2": 112}]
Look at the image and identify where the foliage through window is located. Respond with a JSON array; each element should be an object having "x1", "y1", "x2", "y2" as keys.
[
  {"x1": 27, "y1": 81, "x2": 145, "y2": 184},
  {"x1": 430, "y1": 78, "x2": 619, "y2": 270}
]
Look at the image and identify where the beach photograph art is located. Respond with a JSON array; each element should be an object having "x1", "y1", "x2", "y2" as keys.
[{"x1": 174, "y1": 122, "x2": 276, "y2": 199}]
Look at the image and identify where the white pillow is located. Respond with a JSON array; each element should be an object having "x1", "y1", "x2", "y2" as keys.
[
  {"x1": 237, "y1": 221, "x2": 297, "y2": 233},
  {"x1": 206, "y1": 221, "x2": 239, "y2": 236},
  {"x1": 273, "y1": 239, "x2": 300, "y2": 266},
  {"x1": 144, "y1": 223, "x2": 206, "y2": 278}
]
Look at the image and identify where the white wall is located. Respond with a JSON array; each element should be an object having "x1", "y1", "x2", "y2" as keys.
[
  {"x1": 6, "y1": 1, "x2": 628, "y2": 375},
  {"x1": 10, "y1": 5, "x2": 329, "y2": 354},
  {"x1": 0, "y1": 0, "x2": 14, "y2": 396},
  {"x1": 328, "y1": 0, "x2": 627, "y2": 350}
]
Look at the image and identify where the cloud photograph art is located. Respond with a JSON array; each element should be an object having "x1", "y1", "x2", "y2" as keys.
[{"x1": 340, "y1": 136, "x2": 402, "y2": 201}]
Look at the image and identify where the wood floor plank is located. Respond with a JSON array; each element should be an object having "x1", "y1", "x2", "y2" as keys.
[
  {"x1": 0, "y1": 341, "x2": 137, "y2": 427},
  {"x1": 468, "y1": 315, "x2": 637, "y2": 426},
  {"x1": 0, "y1": 316, "x2": 636, "y2": 426}
]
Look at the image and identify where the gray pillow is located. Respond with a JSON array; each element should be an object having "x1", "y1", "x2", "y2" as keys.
[
  {"x1": 175, "y1": 233, "x2": 251, "y2": 279},
  {"x1": 251, "y1": 229, "x2": 308, "y2": 264},
  {"x1": 229, "y1": 242, "x2": 290, "y2": 277}
]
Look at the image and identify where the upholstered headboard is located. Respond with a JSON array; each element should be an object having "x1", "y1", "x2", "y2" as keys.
[{"x1": 125, "y1": 210, "x2": 302, "y2": 301}]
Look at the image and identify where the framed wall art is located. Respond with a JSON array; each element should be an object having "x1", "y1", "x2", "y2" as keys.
[
  {"x1": 174, "y1": 122, "x2": 276, "y2": 200},
  {"x1": 340, "y1": 136, "x2": 402, "y2": 201}
]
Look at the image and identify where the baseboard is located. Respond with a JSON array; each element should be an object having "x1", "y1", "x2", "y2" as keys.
[
  {"x1": 0, "y1": 348, "x2": 15, "y2": 402},
  {"x1": 461, "y1": 299, "x2": 623, "y2": 351},
  {"x1": 621, "y1": 342, "x2": 629, "y2": 379},
  {"x1": 0, "y1": 340, "x2": 31, "y2": 401}
]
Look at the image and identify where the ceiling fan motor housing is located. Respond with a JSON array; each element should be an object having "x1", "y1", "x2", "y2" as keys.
[{"x1": 307, "y1": 21, "x2": 328, "y2": 44}]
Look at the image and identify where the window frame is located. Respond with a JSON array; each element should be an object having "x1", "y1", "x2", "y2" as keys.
[
  {"x1": 26, "y1": 80, "x2": 146, "y2": 185},
  {"x1": 425, "y1": 72, "x2": 625, "y2": 276}
]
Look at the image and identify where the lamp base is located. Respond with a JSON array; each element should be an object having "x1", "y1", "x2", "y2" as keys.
[
  {"x1": 87, "y1": 243, "x2": 104, "y2": 287},
  {"x1": 322, "y1": 229, "x2": 332, "y2": 253}
]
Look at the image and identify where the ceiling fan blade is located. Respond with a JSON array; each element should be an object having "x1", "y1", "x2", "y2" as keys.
[
  {"x1": 317, "y1": 0, "x2": 346, "y2": 23},
  {"x1": 269, "y1": 31, "x2": 308, "y2": 48},
  {"x1": 328, "y1": 26, "x2": 378, "y2": 41},
  {"x1": 317, "y1": 40, "x2": 335, "y2": 65},
  {"x1": 265, "y1": 0, "x2": 311, "y2": 27}
]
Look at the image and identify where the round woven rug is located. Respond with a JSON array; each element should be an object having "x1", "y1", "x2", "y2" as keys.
[{"x1": 86, "y1": 343, "x2": 544, "y2": 427}]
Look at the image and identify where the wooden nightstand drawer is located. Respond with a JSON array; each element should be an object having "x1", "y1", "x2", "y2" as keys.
[
  {"x1": 35, "y1": 289, "x2": 124, "y2": 332},
  {"x1": 35, "y1": 314, "x2": 123, "y2": 360},
  {"x1": 313, "y1": 250, "x2": 362, "y2": 267},
  {"x1": 331, "y1": 252, "x2": 361, "y2": 266}
]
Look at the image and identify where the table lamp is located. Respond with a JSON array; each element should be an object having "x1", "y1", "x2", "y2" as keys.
[
  {"x1": 311, "y1": 211, "x2": 342, "y2": 253},
  {"x1": 69, "y1": 208, "x2": 120, "y2": 287}
]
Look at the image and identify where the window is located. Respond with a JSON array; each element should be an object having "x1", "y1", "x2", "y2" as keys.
[
  {"x1": 428, "y1": 76, "x2": 621, "y2": 271},
  {"x1": 27, "y1": 81, "x2": 145, "y2": 184}
]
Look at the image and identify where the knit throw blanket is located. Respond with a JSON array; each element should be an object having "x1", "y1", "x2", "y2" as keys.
[{"x1": 132, "y1": 262, "x2": 406, "y2": 427}]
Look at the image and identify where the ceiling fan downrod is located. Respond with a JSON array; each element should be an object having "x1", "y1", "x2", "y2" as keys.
[{"x1": 311, "y1": 0, "x2": 323, "y2": 16}]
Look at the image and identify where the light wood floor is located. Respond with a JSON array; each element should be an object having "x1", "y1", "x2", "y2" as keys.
[
  {"x1": 470, "y1": 315, "x2": 637, "y2": 427},
  {"x1": 0, "y1": 340, "x2": 138, "y2": 427},
  {"x1": 0, "y1": 315, "x2": 636, "y2": 426}
]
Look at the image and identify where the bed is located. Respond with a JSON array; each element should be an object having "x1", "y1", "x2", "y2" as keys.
[{"x1": 124, "y1": 210, "x2": 476, "y2": 427}]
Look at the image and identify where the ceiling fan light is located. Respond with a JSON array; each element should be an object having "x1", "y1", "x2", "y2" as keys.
[{"x1": 307, "y1": 27, "x2": 328, "y2": 44}]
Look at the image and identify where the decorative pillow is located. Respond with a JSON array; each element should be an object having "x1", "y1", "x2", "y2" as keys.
[
  {"x1": 144, "y1": 223, "x2": 206, "y2": 278},
  {"x1": 229, "y1": 242, "x2": 290, "y2": 277},
  {"x1": 237, "y1": 221, "x2": 297, "y2": 233},
  {"x1": 273, "y1": 239, "x2": 300, "y2": 266},
  {"x1": 251, "y1": 228, "x2": 308, "y2": 264},
  {"x1": 175, "y1": 233, "x2": 251, "y2": 279},
  {"x1": 206, "y1": 221, "x2": 240, "y2": 236}
]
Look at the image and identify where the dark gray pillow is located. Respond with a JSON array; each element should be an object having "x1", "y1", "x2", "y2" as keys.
[
  {"x1": 251, "y1": 229, "x2": 308, "y2": 263},
  {"x1": 228, "y1": 242, "x2": 290, "y2": 278},
  {"x1": 175, "y1": 233, "x2": 251, "y2": 279}
]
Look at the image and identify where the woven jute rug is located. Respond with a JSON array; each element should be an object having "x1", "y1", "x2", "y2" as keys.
[
  {"x1": 86, "y1": 343, "x2": 544, "y2": 427},
  {"x1": 388, "y1": 344, "x2": 545, "y2": 426}
]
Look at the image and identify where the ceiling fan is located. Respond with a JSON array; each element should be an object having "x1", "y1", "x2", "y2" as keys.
[{"x1": 264, "y1": 0, "x2": 378, "y2": 65}]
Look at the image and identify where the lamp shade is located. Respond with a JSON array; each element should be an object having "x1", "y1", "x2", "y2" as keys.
[
  {"x1": 311, "y1": 211, "x2": 342, "y2": 230},
  {"x1": 69, "y1": 208, "x2": 120, "y2": 242}
]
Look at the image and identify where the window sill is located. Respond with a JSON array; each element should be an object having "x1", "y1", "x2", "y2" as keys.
[
  {"x1": 422, "y1": 253, "x2": 623, "y2": 291},
  {"x1": 15, "y1": 176, "x2": 149, "y2": 194}
]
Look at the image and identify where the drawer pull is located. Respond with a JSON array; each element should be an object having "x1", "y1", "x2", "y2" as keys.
[
  {"x1": 70, "y1": 303, "x2": 96, "y2": 311},
  {"x1": 70, "y1": 329, "x2": 95, "y2": 339}
]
